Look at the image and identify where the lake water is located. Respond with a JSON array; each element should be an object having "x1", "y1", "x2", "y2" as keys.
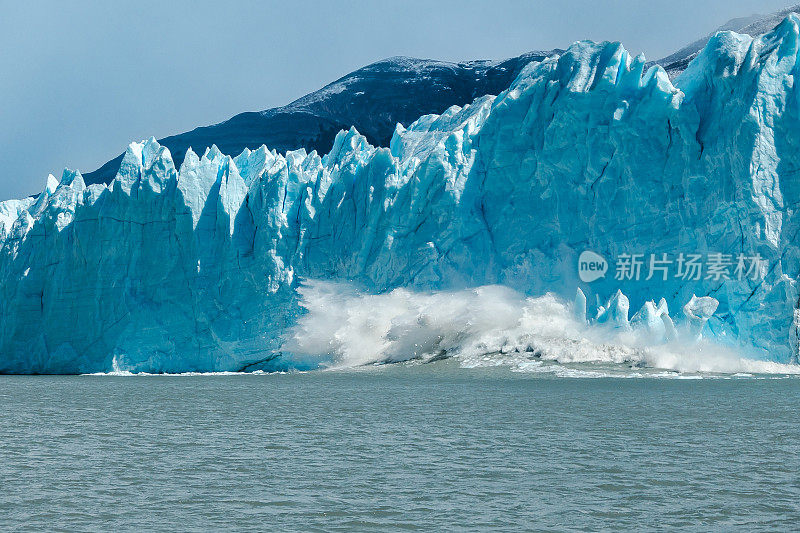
[{"x1": 1, "y1": 361, "x2": 799, "y2": 531}]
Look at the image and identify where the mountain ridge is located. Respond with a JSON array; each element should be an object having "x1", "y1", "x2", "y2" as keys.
[
  {"x1": 655, "y1": 3, "x2": 800, "y2": 77},
  {"x1": 65, "y1": 5, "x2": 800, "y2": 191},
  {"x1": 82, "y1": 51, "x2": 556, "y2": 186}
]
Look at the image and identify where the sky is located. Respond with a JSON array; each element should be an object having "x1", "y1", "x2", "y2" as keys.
[{"x1": 0, "y1": 0, "x2": 797, "y2": 200}]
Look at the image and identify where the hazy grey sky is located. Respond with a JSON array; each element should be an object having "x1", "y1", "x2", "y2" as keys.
[{"x1": 0, "y1": 0, "x2": 796, "y2": 200}]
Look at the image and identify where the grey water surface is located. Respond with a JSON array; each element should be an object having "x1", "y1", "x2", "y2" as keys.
[{"x1": 1, "y1": 361, "x2": 799, "y2": 531}]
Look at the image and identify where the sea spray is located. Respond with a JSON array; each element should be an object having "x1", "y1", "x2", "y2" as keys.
[{"x1": 281, "y1": 280, "x2": 800, "y2": 375}]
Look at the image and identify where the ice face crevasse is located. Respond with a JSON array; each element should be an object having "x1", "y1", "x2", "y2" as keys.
[{"x1": 3, "y1": 16, "x2": 800, "y2": 372}]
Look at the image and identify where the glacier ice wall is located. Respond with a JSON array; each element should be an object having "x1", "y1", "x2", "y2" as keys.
[{"x1": 4, "y1": 17, "x2": 800, "y2": 372}]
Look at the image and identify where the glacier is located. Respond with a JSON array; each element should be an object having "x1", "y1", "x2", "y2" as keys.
[{"x1": 4, "y1": 16, "x2": 800, "y2": 373}]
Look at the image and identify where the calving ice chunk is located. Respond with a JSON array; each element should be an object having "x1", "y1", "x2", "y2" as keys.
[
  {"x1": 283, "y1": 281, "x2": 797, "y2": 375},
  {"x1": 3, "y1": 17, "x2": 800, "y2": 372}
]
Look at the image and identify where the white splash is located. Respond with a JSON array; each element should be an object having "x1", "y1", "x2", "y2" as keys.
[{"x1": 282, "y1": 280, "x2": 800, "y2": 376}]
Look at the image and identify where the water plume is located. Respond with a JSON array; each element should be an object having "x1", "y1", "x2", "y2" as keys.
[{"x1": 282, "y1": 280, "x2": 800, "y2": 376}]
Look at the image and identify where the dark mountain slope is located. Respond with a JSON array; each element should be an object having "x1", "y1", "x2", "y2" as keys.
[
  {"x1": 83, "y1": 51, "x2": 556, "y2": 185},
  {"x1": 83, "y1": 5, "x2": 800, "y2": 186}
]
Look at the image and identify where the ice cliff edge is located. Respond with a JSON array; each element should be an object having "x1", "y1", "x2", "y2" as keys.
[{"x1": 3, "y1": 17, "x2": 800, "y2": 372}]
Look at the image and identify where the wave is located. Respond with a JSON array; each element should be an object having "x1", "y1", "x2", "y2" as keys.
[{"x1": 280, "y1": 280, "x2": 800, "y2": 376}]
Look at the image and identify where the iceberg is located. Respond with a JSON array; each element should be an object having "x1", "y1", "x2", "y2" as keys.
[{"x1": 4, "y1": 16, "x2": 800, "y2": 373}]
